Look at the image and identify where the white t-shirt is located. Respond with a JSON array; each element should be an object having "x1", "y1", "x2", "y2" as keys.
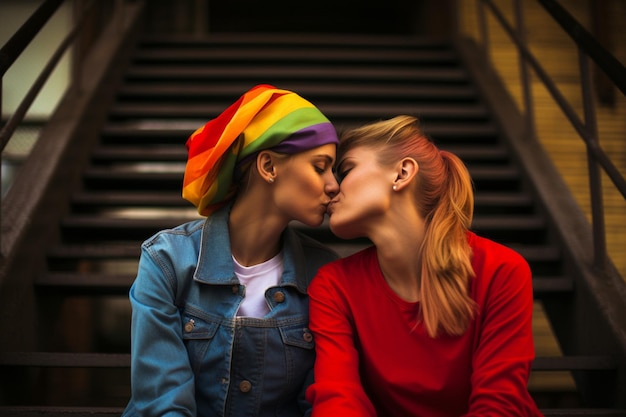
[{"x1": 232, "y1": 251, "x2": 283, "y2": 318}]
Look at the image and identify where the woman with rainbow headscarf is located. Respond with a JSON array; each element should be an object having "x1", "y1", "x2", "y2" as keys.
[{"x1": 122, "y1": 85, "x2": 340, "y2": 417}]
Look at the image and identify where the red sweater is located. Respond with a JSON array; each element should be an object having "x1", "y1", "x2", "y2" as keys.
[{"x1": 306, "y1": 232, "x2": 543, "y2": 417}]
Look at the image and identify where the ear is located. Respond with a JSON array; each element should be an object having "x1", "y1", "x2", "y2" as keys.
[
  {"x1": 256, "y1": 150, "x2": 276, "y2": 183},
  {"x1": 393, "y1": 157, "x2": 418, "y2": 191}
]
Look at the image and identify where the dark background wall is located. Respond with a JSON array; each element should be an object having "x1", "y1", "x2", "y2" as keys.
[{"x1": 142, "y1": 0, "x2": 453, "y2": 37}]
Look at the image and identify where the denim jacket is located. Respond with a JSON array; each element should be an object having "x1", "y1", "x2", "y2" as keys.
[{"x1": 122, "y1": 206, "x2": 338, "y2": 417}]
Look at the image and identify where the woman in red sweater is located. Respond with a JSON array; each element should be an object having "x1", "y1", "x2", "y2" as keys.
[{"x1": 306, "y1": 115, "x2": 543, "y2": 416}]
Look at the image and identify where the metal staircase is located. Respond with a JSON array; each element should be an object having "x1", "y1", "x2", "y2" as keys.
[{"x1": 1, "y1": 24, "x2": 625, "y2": 417}]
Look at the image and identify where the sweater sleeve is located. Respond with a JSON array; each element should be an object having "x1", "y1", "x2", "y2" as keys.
[
  {"x1": 305, "y1": 264, "x2": 377, "y2": 417},
  {"x1": 464, "y1": 247, "x2": 542, "y2": 416}
]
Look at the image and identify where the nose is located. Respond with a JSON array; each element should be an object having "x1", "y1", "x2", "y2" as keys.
[{"x1": 325, "y1": 172, "x2": 339, "y2": 198}]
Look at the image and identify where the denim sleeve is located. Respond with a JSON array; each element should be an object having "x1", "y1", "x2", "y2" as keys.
[{"x1": 127, "y1": 244, "x2": 196, "y2": 416}]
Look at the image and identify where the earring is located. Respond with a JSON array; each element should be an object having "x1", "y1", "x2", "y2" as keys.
[
  {"x1": 268, "y1": 177, "x2": 275, "y2": 184},
  {"x1": 392, "y1": 184, "x2": 397, "y2": 191}
]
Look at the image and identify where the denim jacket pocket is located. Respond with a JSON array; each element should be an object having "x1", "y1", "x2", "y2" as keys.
[
  {"x1": 279, "y1": 323, "x2": 315, "y2": 381},
  {"x1": 279, "y1": 324, "x2": 315, "y2": 350},
  {"x1": 181, "y1": 312, "x2": 219, "y2": 370}
]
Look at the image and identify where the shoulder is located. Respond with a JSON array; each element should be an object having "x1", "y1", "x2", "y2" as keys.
[
  {"x1": 469, "y1": 231, "x2": 530, "y2": 272},
  {"x1": 468, "y1": 232, "x2": 533, "y2": 301},
  {"x1": 308, "y1": 246, "x2": 377, "y2": 310},
  {"x1": 315, "y1": 246, "x2": 377, "y2": 284},
  {"x1": 143, "y1": 218, "x2": 204, "y2": 244},
  {"x1": 141, "y1": 218, "x2": 205, "y2": 258}
]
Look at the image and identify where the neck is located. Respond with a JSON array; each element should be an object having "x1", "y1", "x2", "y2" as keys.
[
  {"x1": 371, "y1": 204, "x2": 425, "y2": 303},
  {"x1": 228, "y1": 196, "x2": 286, "y2": 266}
]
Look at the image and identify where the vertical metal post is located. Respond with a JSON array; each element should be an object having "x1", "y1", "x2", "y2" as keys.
[
  {"x1": 513, "y1": 0, "x2": 535, "y2": 135},
  {"x1": 579, "y1": 48, "x2": 607, "y2": 271}
]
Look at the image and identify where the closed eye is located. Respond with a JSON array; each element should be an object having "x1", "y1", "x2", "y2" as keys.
[
  {"x1": 314, "y1": 164, "x2": 329, "y2": 174},
  {"x1": 336, "y1": 168, "x2": 352, "y2": 183},
  {"x1": 313, "y1": 155, "x2": 334, "y2": 175}
]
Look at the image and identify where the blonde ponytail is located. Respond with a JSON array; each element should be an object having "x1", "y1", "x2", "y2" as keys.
[{"x1": 419, "y1": 151, "x2": 476, "y2": 337}]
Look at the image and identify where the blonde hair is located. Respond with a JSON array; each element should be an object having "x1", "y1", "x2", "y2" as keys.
[{"x1": 339, "y1": 115, "x2": 476, "y2": 337}]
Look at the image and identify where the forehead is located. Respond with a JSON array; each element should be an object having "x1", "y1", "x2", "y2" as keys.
[
  {"x1": 292, "y1": 143, "x2": 336, "y2": 160},
  {"x1": 339, "y1": 146, "x2": 378, "y2": 164}
]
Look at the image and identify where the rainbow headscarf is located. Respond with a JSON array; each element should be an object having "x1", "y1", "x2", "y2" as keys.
[{"x1": 183, "y1": 84, "x2": 338, "y2": 216}]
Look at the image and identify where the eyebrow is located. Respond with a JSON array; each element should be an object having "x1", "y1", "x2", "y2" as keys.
[{"x1": 312, "y1": 154, "x2": 335, "y2": 164}]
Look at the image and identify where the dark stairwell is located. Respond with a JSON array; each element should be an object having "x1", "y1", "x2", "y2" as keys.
[{"x1": 1, "y1": 0, "x2": 625, "y2": 415}]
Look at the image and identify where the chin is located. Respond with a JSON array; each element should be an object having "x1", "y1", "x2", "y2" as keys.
[
  {"x1": 299, "y1": 215, "x2": 325, "y2": 228},
  {"x1": 329, "y1": 219, "x2": 358, "y2": 240}
]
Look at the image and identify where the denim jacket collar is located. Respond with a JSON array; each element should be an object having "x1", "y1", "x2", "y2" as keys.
[{"x1": 193, "y1": 205, "x2": 309, "y2": 294}]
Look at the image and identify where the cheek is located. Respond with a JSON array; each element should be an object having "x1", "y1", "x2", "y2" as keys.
[
  {"x1": 274, "y1": 171, "x2": 324, "y2": 213},
  {"x1": 286, "y1": 172, "x2": 323, "y2": 198},
  {"x1": 331, "y1": 180, "x2": 389, "y2": 236}
]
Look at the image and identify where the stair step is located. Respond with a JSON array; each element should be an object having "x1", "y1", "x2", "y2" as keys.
[
  {"x1": 59, "y1": 216, "x2": 193, "y2": 241},
  {"x1": 125, "y1": 66, "x2": 470, "y2": 84},
  {"x1": 48, "y1": 239, "x2": 561, "y2": 264},
  {"x1": 100, "y1": 122, "x2": 499, "y2": 144},
  {"x1": 118, "y1": 83, "x2": 478, "y2": 103},
  {"x1": 92, "y1": 145, "x2": 187, "y2": 162},
  {"x1": 81, "y1": 165, "x2": 518, "y2": 191},
  {"x1": 133, "y1": 47, "x2": 459, "y2": 65},
  {"x1": 45, "y1": 241, "x2": 561, "y2": 270},
  {"x1": 48, "y1": 243, "x2": 141, "y2": 260},
  {"x1": 471, "y1": 216, "x2": 548, "y2": 244},
  {"x1": 0, "y1": 407, "x2": 124, "y2": 417},
  {"x1": 58, "y1": 214, "x2": 546, "y2": 241},
  {"x1": 70, "y1": 190, "x2": 534, "y2": 214},
  {"x1": 138, "y1": 33, "x2": 452, "y2": 49},
  {"x1": 533, "y1": 277, "x2": 574, "y2": 294},
  {"x1": 532, "y1": 356, "x2": 617, "y2": 371},
  {"x1": 89, "y1": 144, "x2": 509, "y2": 164},
  {"x1": 472, "y1": 215, "x2": 546, "y2": 230},
  {"x1": 83, "y1": 169, "x2": 183, "y2": 190},
  {"x1": 45, "y1": 241, "x2": 366, "y2": 264},
  {"x1": 73, "y1": 191, "x2": 186, "y2": 207},
  {"x1": 0, "y1": 352, "x2": 130, "y2": 368},
  {"x1": 36, "y1": 273, "x2": 134, "y2": 294},
  {"x1": 109, "y1": 102, "x2": 489, "y2": 121}
]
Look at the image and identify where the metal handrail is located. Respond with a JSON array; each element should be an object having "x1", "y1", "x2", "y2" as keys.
[
  {"x1": 0, "y1": 0, "x2": 121, "y2": 257},
  {"x1": 0, "y1": 0, "x2": 63, "y2": 77},
  {"x1": 475, "y1": 0, "x2": 625, "y2": 270},
  {"x1": 538, "y1": 0, "x2": 626, "y2": 96},
  {"x1": 0, "y1": 0, "x2": 97, "y2": 152}
]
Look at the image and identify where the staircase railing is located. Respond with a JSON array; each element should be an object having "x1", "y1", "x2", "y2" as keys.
[
  {"x1": 456, "y1": 0, "x2": 625, "y2": 274},
  {"x1": 0, "y1": 0, "x2": 126, "y2": 258},
  {"x1": 452, "y1": 0, "x2": 626, "y2": 408}
]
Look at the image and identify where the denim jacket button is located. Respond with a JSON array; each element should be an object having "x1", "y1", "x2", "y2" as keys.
[
  {"x1": 303, "y1": 330, "x2": 313, "y2": 343},
  {"x1": 273, "y1": 291, "x2": 285, "y2": 303},
  {"x1": 184, "y1": 319, "x2": 195, "y2": 333},
  {"x1": 231, "y1": 285, "x2": 239, "y2": 294},
  {"x1": 239, "y1": 380, "x2": 252, "y2": 393}
]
